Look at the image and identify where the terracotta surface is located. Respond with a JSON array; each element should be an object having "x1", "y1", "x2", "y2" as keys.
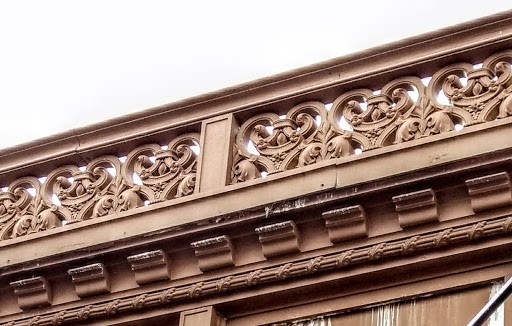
[{"x1": 1, "y1": 10, "x2": 512, "y2": 326}]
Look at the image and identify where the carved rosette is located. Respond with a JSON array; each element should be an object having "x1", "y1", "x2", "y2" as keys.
[
  {"x1": 430, "y1": 50, "x2": 512, "y2": 124},
  {"x1": 232, "y1": 101, "x2": 353, "y2": 183}
]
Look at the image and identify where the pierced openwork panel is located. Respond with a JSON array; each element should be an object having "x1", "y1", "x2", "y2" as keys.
[
  {"x1": 231, "y1": 50, "x2": 512, "y2": 183},
  {"x1": 0, "y1": 133, "x2": 200, "y2": 240}
]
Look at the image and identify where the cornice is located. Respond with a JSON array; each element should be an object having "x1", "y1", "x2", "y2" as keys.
[
  {"x1": 2, "y1": 214, "x2": 512, "y2": 325},
  {"x1": 1, "y1": 11, "x2": 512, "y2": 183},
  {"x1": 2, "y1": 125, "x2": 512, "y2": 274}
]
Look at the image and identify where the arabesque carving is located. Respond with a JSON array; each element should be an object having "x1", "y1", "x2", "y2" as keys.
[
  {"x1": 232, "y1": 50, "x2": 512, "y2": 183},
  {"x1": 0, "y1": 133, "x2": 200, "y2": 240},
  {"x1": 232, "y1": 101, "x2": 354, "y2": 183},
  {"x1": 0, "y1": 177, "x2": 60, "y2": 240},
  {"x1": 331, "y1": 77, "x2": 460, "y2": 148},
  {"x1": 433, "y1": 50, "x2": 512, "y2": 123}
]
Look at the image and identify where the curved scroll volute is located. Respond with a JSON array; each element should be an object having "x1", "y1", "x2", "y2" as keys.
[
  {"x1": 428, "y1": 59, "x2": 511, "y2": 123},
  {"x1": 40, "y1": 155, "x2": 123, "y2": 223},
  {"x1": 232, "y1": 101, "x2": 354, "y2": 184},
  {"x1": 0, "y1": 177, "x2": 42, "y2": 240},
  {"x1": 382, "y1": 77, "x2": 454, "y2": 144},
  {"x1": 293, "y1": 101, "x2": 354, "y2": 167},
  {"x1": 122, "y1": 134, "x2": 200, "y2": 203},
  {"x1": 484, "y1": 50, "x2": 512, "y2": 119},
  {"x1": 0, "y1": 191, "x2": 19, "y2": 239},
  {"x1": 167, "y1": 133, "x2": 200, "y2": 176},
  {"x1": 330, "y1": 78, "x2": 420, "y2": 150},
  {"x1": 40, "y1": 166, "x2": 78, "y2": 222},
  {"x1": 3, "y1": 177, "x2": 62, "y2": 239},
  {"x1": 329, "y1": 89, "x2": 374, "y2": 151},
  {"x1": 84, "y1": 155, "x2": 137, "y2": 218},
  {"x1": 235, "y1": 112, "x2": 283, "y2": 176},
  {"x1": 231, "y1": 153, "x2": 262, "y2": 184},
  {"x1": 164, "y1": 133, "x2": 200, "y2": 199},
  {"x1": 287, "y1": 101, "x2": 326, "y2": 142},
  {"x1": 122, "y1": 143, "x2": 164, "y2": 203}
]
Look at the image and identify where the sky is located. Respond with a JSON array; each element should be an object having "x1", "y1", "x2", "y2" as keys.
[{"x1": 0, "y1": 1, "x2": 511, "y2": 149}]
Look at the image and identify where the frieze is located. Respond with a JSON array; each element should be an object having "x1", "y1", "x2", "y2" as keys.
[
  {"x1": 0, "y1": 133, "x2": 200, "y2": 241},
  {"x1": 4, "y1": 215, "x2": 512, "y2": 325},
  {"x1": 231, "y1": 50, "x2": 512, "y2": 183}
]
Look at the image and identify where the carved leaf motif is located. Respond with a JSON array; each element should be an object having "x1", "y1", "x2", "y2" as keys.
[
  {"x1": 0, "y1": 134, "x2": 198, "y2": 240},
  {"x1": 431, "y1": 54, "x2": 512, "y2": 123},
  {"x1": 122, "y1": 134, "x2": 199, "y2": 202},
  {"x1": 232, "y1": 158, "x2": 261, "y2": 183},
  {"x1": 233, "y1": 102, "x2": 354, "y2": 183},
  {"x1": 176, "y1": 174, "x2": 196, "y2": 198}
]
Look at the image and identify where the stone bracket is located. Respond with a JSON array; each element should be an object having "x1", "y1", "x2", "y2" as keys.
[
  {"x1": 466, "y1": 172, "x2": 512, "y2": 212},
  {"x1": 68, "y1": 263, "x2": 110, "y2": 298},
  {"x1": 392, "y1": 188, "x2": 439, "y2": 228},
  {"x1": 255, "y1": 221, "x2": 300, "y2": 258},
  {"x1": 127, "y1": 249, "x2": 171, "y2": 285},
  {"x1": 322, "y1": 205, "x2": 368, "y2": 243},
  {"x1": 191, "y1": 236, "x2": 235, "y2": 272},
  {"x1": 10, "y1": 276, "x2": 52, "y2": 310}
]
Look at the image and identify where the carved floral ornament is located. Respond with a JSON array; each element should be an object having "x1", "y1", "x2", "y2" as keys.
[
  {"x1": 0, "y1": 134, "x2": 200, "y2": 240},
  {"x1": 231, "y1": 50, "x2": 512, "y2": 183}
]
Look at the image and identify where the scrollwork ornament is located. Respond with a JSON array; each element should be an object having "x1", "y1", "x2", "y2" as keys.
[
  {"x1": 189, "y1": 282, "x2": 204, "y2": 298},
  {"x1": 105, "y1": 299, "x2": 120, "y2": 315},
  {"x1": 428, "y1": 50, "x2": 512, "y2": 124},
  {"x1": 77, "y1": 305, "x2": 92, "y2": 321},
  {"x1": 0, "y1": 177, "x2": 62, "y2": 240},
  {"x1": 40, "y1": 156, "x2": 122, "y2": 223},
  {"x1": 246, "y1": 269, "x2": 262, "y2": 286},
  {"x1": 0, "y1": 133, "x2": 199, "y2": 241},
  {"x1": 121, "y1": 133, "x2": 200, "y2": 203},
  {"x1": 232, "y1": 101, "x2": 354, "y2": 183},
  {"x1": 337, "y1": 250, "x2": 354, "y2": 266}
]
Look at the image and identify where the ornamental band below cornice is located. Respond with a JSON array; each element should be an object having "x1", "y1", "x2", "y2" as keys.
[{"x1": 4, "y1": 215, "x2": 512, "y2": 326}]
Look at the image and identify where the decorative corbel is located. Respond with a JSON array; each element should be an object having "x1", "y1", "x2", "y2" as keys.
[
  {"x1": 68, "y1": 263, "x2": 110, "y2": 298},
  {"x1": 466, "y1": 172, "x2": 512, "y2": 212},
  {"x1": 191, "y1": 236, "x2": 235, "y2": 272},
  {"x1": 255, "y1": 221, "x2": 300, "y2": 258},
  {"x1": 322, "y1": 205, "x2": 368, "y2": 243},
  {"x1": 10, "y1": 276, "x2": 52, "y2": 310},
  {"x1": 127, "y1": 249, "x2": 171, "y2": 285},
  {"x1": 392, "y1": 188, "x2": 439, "y2": 228}
]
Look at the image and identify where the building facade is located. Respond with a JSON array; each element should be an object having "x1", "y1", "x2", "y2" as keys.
[{"x1": 1, "y1": 11, "x2": 512, "y2": 326}]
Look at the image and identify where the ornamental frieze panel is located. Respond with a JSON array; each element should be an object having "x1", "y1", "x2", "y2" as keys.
[
  {"x1": 0, "y1": 133, "x2": 200, "y2": 240},
  {"x1": 232, "y1": 101, "x2": 354, "y2": 183},
  {"x1": 432, "y1": 50, "x2": 512, "y2": 123},
  {"x1": 231, "y1": 50, "x2": 512, "y2": 184}
]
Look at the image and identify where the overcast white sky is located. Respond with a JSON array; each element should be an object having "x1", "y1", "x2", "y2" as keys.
[{"x1": 0, "y1": 1, "x2": 510, "y2": 149}]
